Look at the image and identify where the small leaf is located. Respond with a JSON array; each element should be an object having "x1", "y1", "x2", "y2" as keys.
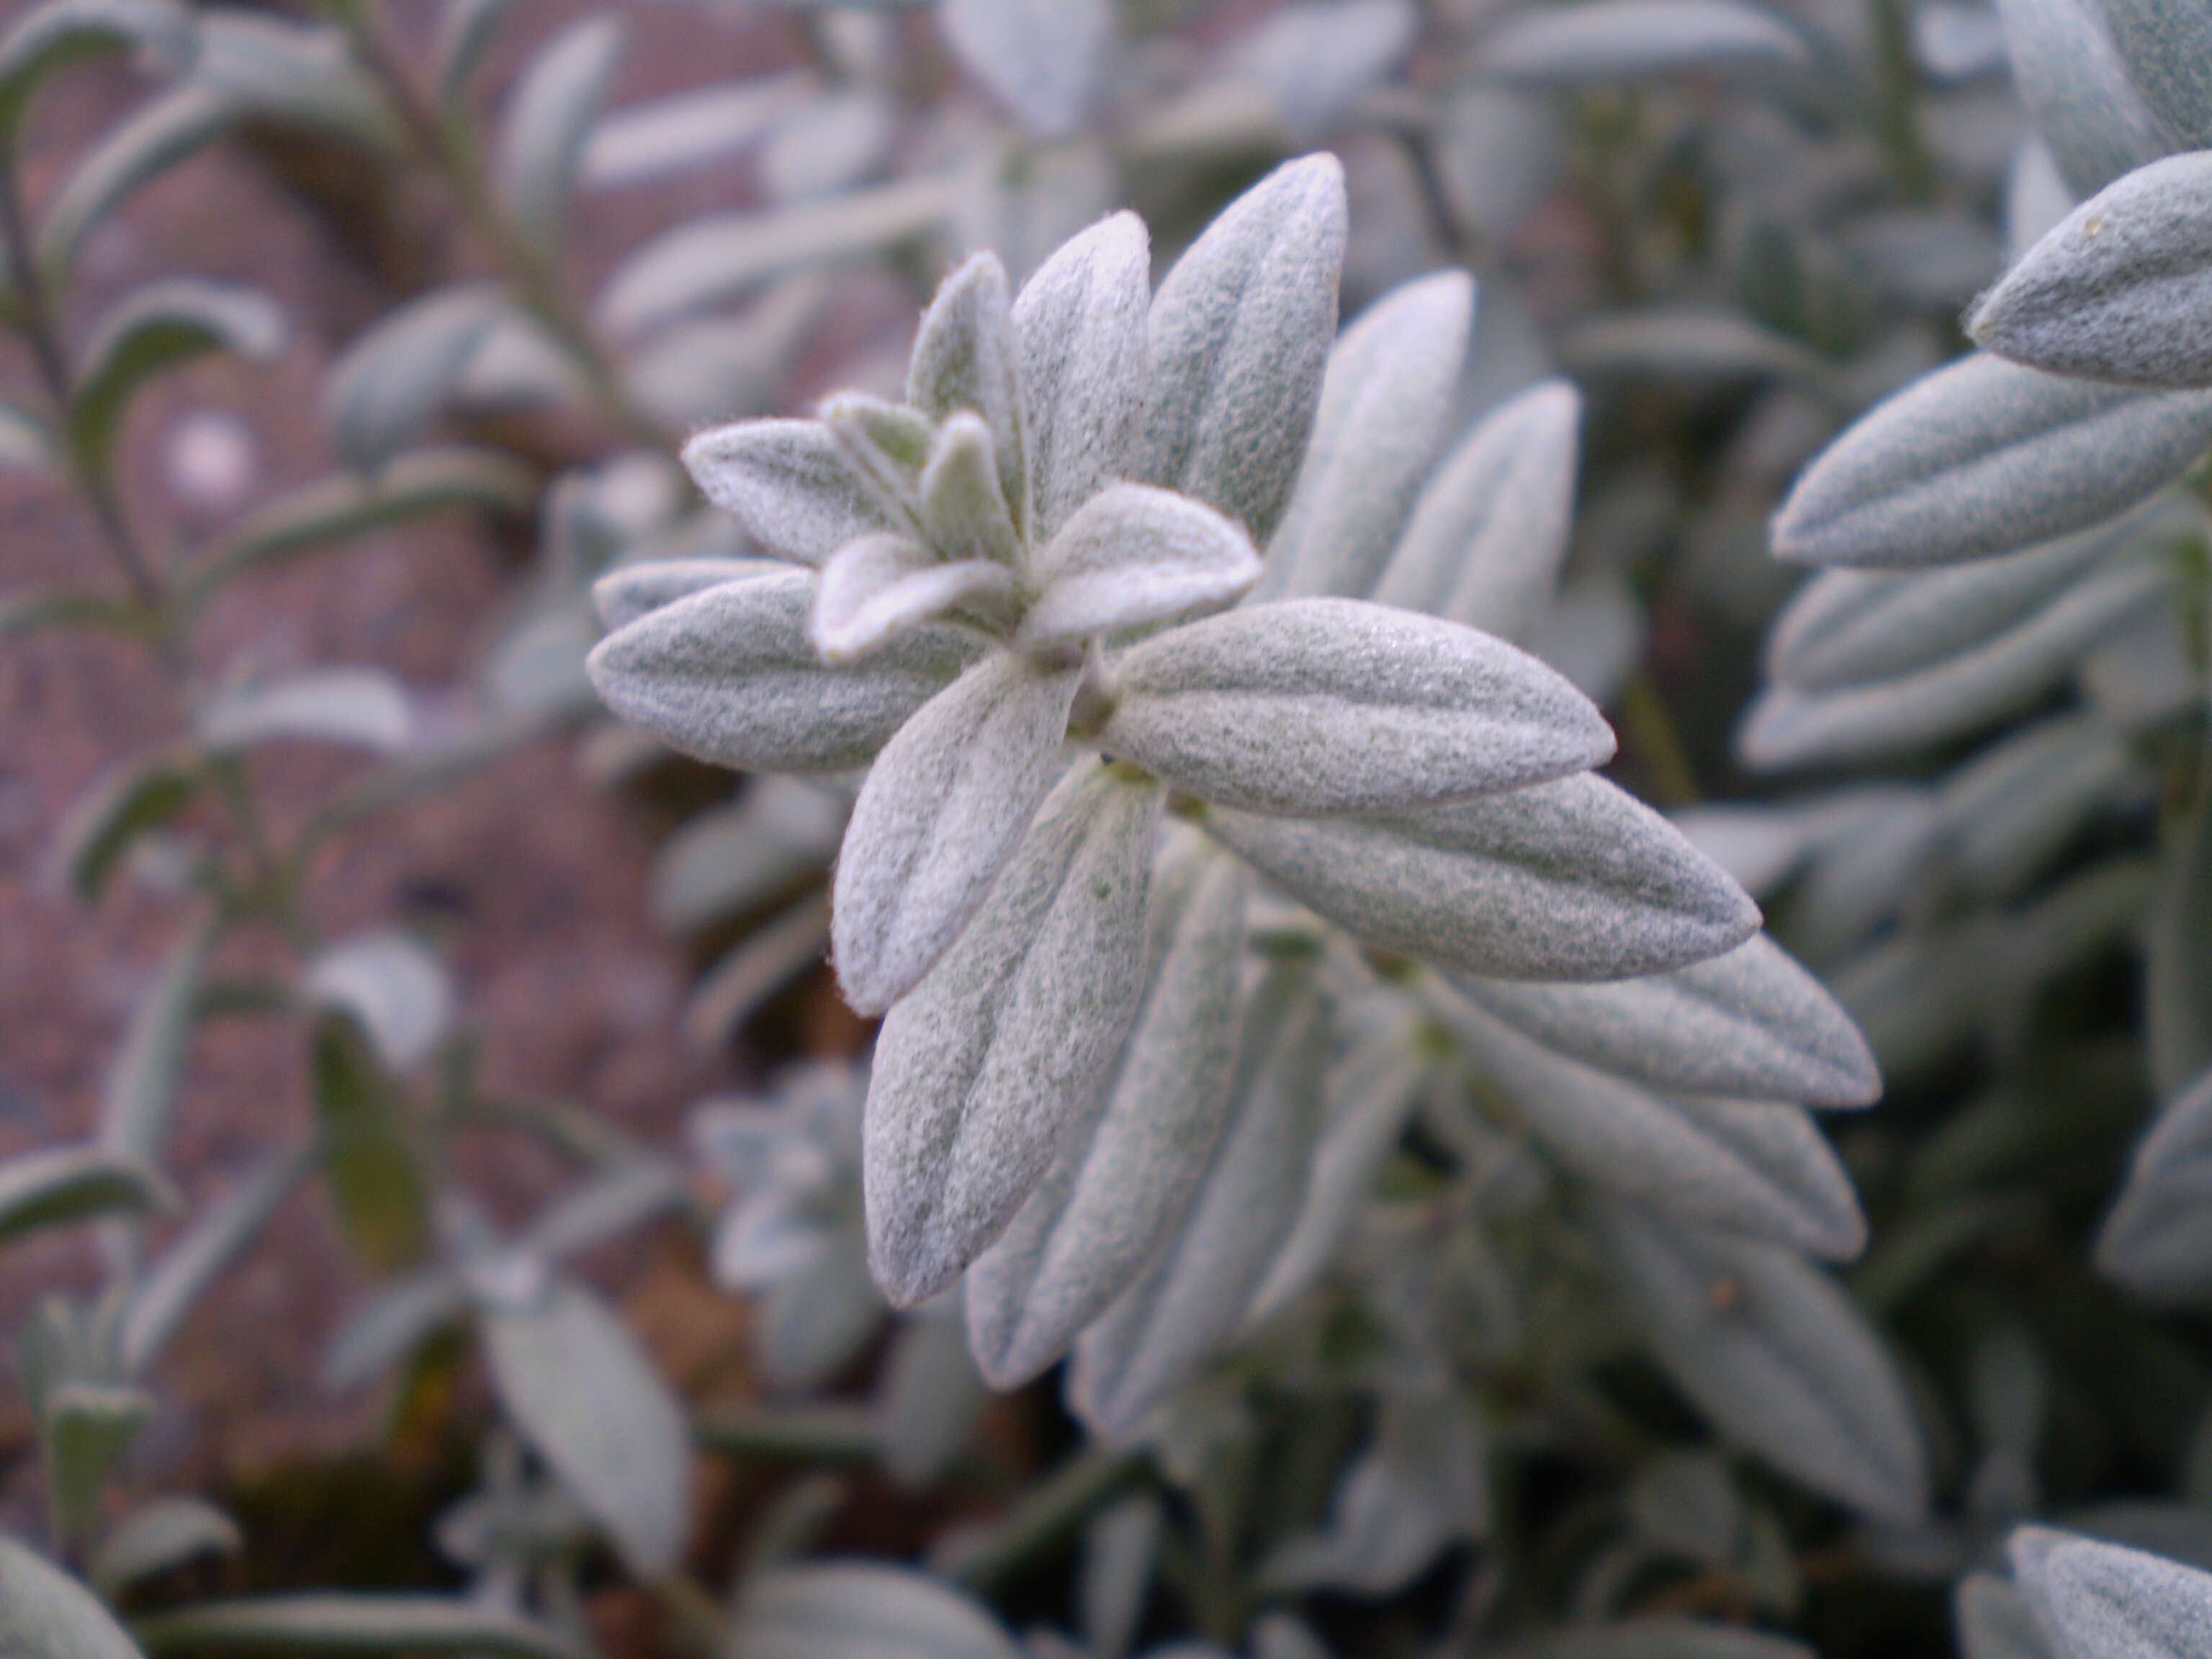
[
  {"x1": 1478, "y1": 0, "x2": 1811, "y2": 83},
  {"x1": 303, "y1": 931, "x2": 453, "y2": 1074},
  {"x1": 1370, "y1": 377, "x2": 1581, "y2": 639},
  {"x1": 580, "y1": 73, "x2": 811, "y2": 189},
  {"x1": 1099, "y1": 598, "x2": 1614, "y2": 815},
  {"x1": 44, "y1": 1382, "x2": 153, "y2": 1550},
  {"x1": 102, "y1": 912, "x2": 217, "y2": 1164},
  {"x1": 134, "y1": 1597, "x2": 581, "y2": 1659},
  {"x1": 1017, "y1": 482, "x2": 1260, "y2": 651},
  {"x1": 586, "y1": 569, "x2": 976, "y2": 773},
  {"x1": 1591, "y1": 1200, "x2": 1928, "y2": 1525},
  {"x1": 90, "y1": 1496, "x2": 241, "y2": 1599},
  {"x1": 727, "y1": 1564, "x2": 1020, "y2": 1659},
  {"x1": 1139, "y1": 154, "x2": 1346, "y2": 546},
  {"x1": 0, "y1": 1145, "x2": 170, "y2": 1247},
  {"x1": 1070, "y1": 958, "x2": 1330, "y2": 1436},
  {"x1": 1990, "y1": 0, "x2": 2169, "y2": 197},
  {"x1": 1443, "y1": 931, "x2": 1881, "y2": 1107},
  {"x1": 2099, "y1": 1068, "x2": 2212, "y2": 1301},
  {"x1": 2092, "y1": 0, "x2": 2212, "y2": 149},
  {"x1": 0, "y1": 1534, "x2": 144, "y2": 1659},
  {"x1": 1262, "y1": 270, "x2": 1474, "y2": 601},
  {"x1": 873, "y1": 1313, "x2": 988, "y2": 1489},
  {"x1": 197, "y1": 667, "x2": 413, "y2": 755},
  {"x1": 918, "y1": 414, "x2": 1021, "y2": 567},
  {"x1": 1769, "y1": 353, "x2": 2212, "y2": 568},
  {"x1": 0, "y1": 0, "x2": 190, "y2": 140},
  {"x1": 1972, "y1": 152, "x2": 2212, "y2": 389},
  {"x1": 1231, "y1": 0, "x2": 1421, "y2": 140},
  {"x1": 1738, "y1": 558, "x2": 2167, "y2": 768},
  {"x1": 1206, "y1": 773, "x2": 1759, "y2": 981},
  {"x1": 324, "y1": 284, "x2": 509, "y2": 475},
  {"x1": 831, "y1": 652, "x2": 1079, "y2": 1014},
  {"x1": 70, "y1": 279, "x2": 283, "y2": 480},
  {"x1": 866, "y1": 761, "x2": 1162, "y2": 1307},
  {"x1": 2014, "y1": 1532, "x2": 2212, "y2": 1659},
  {"x1": 682, "y1": 418, "x2": 893, "y2": 565},
  {"x1": 909, "y1": 253, "x2": 1028, "y2": 525},
  {"x1": 965, "y1": 836, "x2": 1250, "y2": 1387},
  {"x1": 593, "y1": 557, "x2": 770, "y2": 631},
  {"x1": 940, "y1": 0, "x2": 1107, "y2": 136},
  {"x1": 320, "y1": 1272, "x2": 467, "y2": 1393},
  {"x1": 482, "y1": 1280, "x2": 691, "y2": 1578},
  {"x1": 37, "y1": 85, "x2": 235, "y2": 281},
  {"x1": 495, "y1": 16, "x2": 624, "y2": 249},
  {"x1": 53, "y1": 753, "x2": 198, "y2": 903},
  {"x1": 122, "y1": 1146, "x2": 310, "y2": 1375},
  {"x1": 1447, "y1": 1000, "x2": 1866, "y2": 1258},
  {"x1": 812, "y1": 536, "x2": 1012, "y2": 666},
  {"x1": 1012, "y1": 211, "x2": 1150, "y2": 542}
]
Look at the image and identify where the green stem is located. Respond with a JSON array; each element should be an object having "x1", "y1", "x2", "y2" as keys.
[
  {"x1": 694, "y1": 1402, "x2": 881, "y2": 1464},
  {"x1": 934, "y1": 1444, "x2": 1147, "y2": 1591},
  {"x1": 1865, "y1": 0, "x2": 1934, "y2": 202},
  {"x1": 1617, "y1": 674, "x2": 1701, "y2": 808}
]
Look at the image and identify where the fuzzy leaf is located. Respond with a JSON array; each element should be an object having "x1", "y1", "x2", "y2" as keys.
[
  {"x1": 865, "y1": 762, "x2": 1162, "y2": 1306},
  {"x1": 1370, "y1": 378, "x2": 1581, "y2": 639},
  {"x1": 1207, "y1": 773, "x2": 1758, "y2": 981},
  {"x1": 1100, "y1": 598, "x2": 1614, "y2": 815},
  {"x1": 1478, "y1": 0, "x2": 1811, "y2": 83},
  {"x1": 0, "y1": 1144, "x2": 169, "y2": 1246},
  {"x1": 965, "y1": 837, "x2": 1250, "y2": 1388},
  {"x1": 592, "y1": 557, "x2": 773, "y2": 630},
  {"x1": 586, "y1": 569, "x2": 975, "y2": 773},
  {"x1": 495, "y1": 16, "x2": 624, "y2": 249},
  {"x1": 1013, "y1": 212, "x2": 1151, "y2": 541},
  {"x1": 324, "y1": 284, "x2": 508, "y2": 475},
  {"x1": 728, "y1": 1565, "x2": 1020, "y2": 1659},
  {"x1": 1739, "y1": 559, "x2": 2167, "y2": 768},
  {"x1": 1972, "y1": 152, "x2": 2212, "y2": 389},
  {"x1": 909, "y1": 253, "x2": 1028, "y2": 526},
  {"x1": 482, "y1": 1281, "x2": 690, "y2": 1578},
  {"x1": 2014, "y1": 1533, "x2": 2212, "y2": 1659},
  {"x1": 1017, "y1": 482, "x2": 1261, "y2": 651},
  {"x1": 0, "y1": 1534, "x2": 143, "y2": 1659},
  {"x1": 1262, "y1": 271, "x2": 1475, "y2": 600},
  {"x1": 70, "y1": 280, "x2": 282, "y2": 480},
  {"x1": 1449, "y1": 1002, "x2": 1866, "y2": 1257},
  {"x1": 918, "y1": 415, "x2": 1021, "y2": 567},
  {"x1": 1770, "y1": 353, "x2": 2212, "y2": 568},
  {"x1": 832, "y1": 652, "x2": 1079, "y2": 1014},
  {"x1": 1991, "y1": 0, "x2": 2169, "y2": 196},
  {"x1": 2098, "y1": 1069, "x2": 2212, "y2": 1302},
  {"x1": 811, "y1": 534, "x2": 1013, "y2": 666},
  {"x1": 1591, "y1": 1201, "x2": 1928, "y2": 1525},
  {"x1": 940, "y1": 0, "x2": 1107, "y2": 137},
  {"x1": 1444, "y1": 932, "x2": 1881, "y2": 1107},
  {"x1": 1070, "y1": 959, "x2": 1330, "y2": 1436},
  {"x1": 2092, "y1": 0, "x2": 2212, "y2": 149},
  {"x1": 682, "y1": 418, "x2": 894, "y2": 565},
  {"x1": 1139, "y1": 154, "x2": 1346, "y2": 545}
]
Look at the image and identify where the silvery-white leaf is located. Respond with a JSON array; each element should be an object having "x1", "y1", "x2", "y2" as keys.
[
  {"x1": 0, "y1": 1534, "x2": 143, "y2": 1659},
  {"x1": 1207, "y1": 773, "x2": 1759, "y2": 981},
  {"x1": 1229, "y1": 0, "x2": 1420, "y2": 141},
  {"x1": 1667, "y1": 803, "x2": 1830, "y2": 899},
  {"x1": 68, "y1": 279, "x2": 282, "y2": 481},
  {"x1": 2098, "y1": 1068, "x2": 2212, "y2": 1302},
  {"x1": 1765, "y1": 504, "x2": 2157, "y2": 691},
  {"x1": 1591, "y1": 1201, "x2": 1928, "y2": 1525},
  {"x1": 952, "y1": 136, "x2": 1118, "y2": 287},
  {"x1": 1139, "y1": 154, "x2": 1346, "y2": 546},
  {"x1": 102, "y1": 914, "x2": 215, "y2": 1164},
  {"x1": 875, "y1": 1312, "x2": 987, "y2": 1489},
  {"x1": 1437, "y1": 84, "x2": 1563, "y2": 241},
  {"x1": 587, "y1": 570, "x2": 975, "y2": 773},
  {"x1": 1262, "y1": 271, "x2": 1474, "y2": 601},
  {"x1": 1738, "y1": 558, "x2": 2167, "y2": 768},
  {"x1": 1070, "y1": 960, "x2": 1330, "y2": 1437},
  {"x1": 1370, "y1": 378, "x2": 1581, "y2": 639},
  {"x1": 1959, "y1": 1571, "x2": 2056, "y2": 1659},
  {"x1": 1244, "y1": 1022, "x2": 1430, "y2": 1322},
  {"x1": 832, "y1": 652, "x2": 1079, "y2": 1015},
  {"x1": 581, "y1": 73, "x2": 811, "y2": 190},
  {"x1": 682, "y1": 418, "x2": 892, "y2": 565},
  {"x1": 2010, "y1": 136, "x2": 2079, "y2": 258},
  {"x1": 1100, "y1": 598, "x2": 1612, "y2": 815},
  {"x1": 0, "y1": 1143, "x2": 167, "y2": 1248},
  {"x1": 1991, "y1": 0, "x2": 2168, "y2": 196},
  {"x1": 822, "y1": 392, "x2": 935, "y2": 524},
  {"x1": 921, "y1": 413, "x2": 1022, "y2": 568},
  {"x1": 1012, "y1": 211, "x2": 1149, "y2": 542},
  {"x1": 1448, "y1": 999, "x2": 1864, "y2": 1256},
  {"x1": 1521, "y1": 574, "x2": 1646, "y2": 705},
  {"x1": 1769, "y1": 353, "x2": 2212, "y2": 568},
  {"x1": 1934, "y1": 714, "x2": 2134, "y2": 898},
  {"x1": 757, "y1": 1242, "x2": 883, "y2": 1393},
  {"x1": 1444, "y1": 932, "x2": 1881, "y2": 1107},
  {"x1": 965, "y1": 837, "x2": 1249, "y2": 1388},
  {"x1": 495, "y1": 16, "x2": 622, "y2": 248},
  {"x1": 1080, "y1": 1496, "x2": 1162, "y2": 1659},
  {"x1": 728, "y1": 1563, "x2": 1021, "y2": 1659},
  {"x1": 761, "y1": 87, "x2": 892, "y2": 202},
  {"x1": 909, "y1": 252, "x2": 1028, "y2": 524},
  {"x1": 325, "y1": 284, "x2": 507, "y2": 475},
  {"x1": 593, "y1": 557, "x2": 775, "y2": 631},
  {"x1": 597, "y1": 174, "x2": 956, "y2": 339},
  {"x1": 866, "y1": 762, "x2": 1162, "y2": 1306},
  {"x1": 2090, "y1": 0, "x2": 2212, "y2": 149},
  {"x1": 89, "y1": 1496, "x2": 240, "y2": 1600},
  {"x1": 196, "y1": 666, "x2": 413, "y2": 755},
  {"x1": 1017, "y1": 483, "x2": 1260, "y2": 652},
  {"x1": 2014, "y1": 1532, "x2": 2212, "y2": 1659},
  {"x1": 1479, "y1": 0, "x2": 1809, "y2": 84},
  {"x1": 940, "y1": 0, "x2": 1107, "y2": 137},
  {"x1": 305, "y1": 931, "x2": 453, "y2": 1074},
  {"x1": 811, "y1": 535, "x2": 1013, "y2": 666},
  {"x1": 1972, "y1": 152, "x2": 2212, "y2": 388},
  {"x1": 482, "y1": 1280, "x2": 689, "y2": 1578},
  {"x1": 1790, "y1": 788, "x2": 1941, "y2": 960},
  {"x1": 1917, "y1": 1, "x2": 2008, "y2": 78}
]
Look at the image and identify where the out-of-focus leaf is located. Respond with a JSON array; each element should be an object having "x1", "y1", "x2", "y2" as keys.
[
  {"x1": 134, "y1": 1597, "x2": 582, "y2": 1658},
  {"x1": 69, "y1": 280, "x2": 283, "y2": 480},
  {"x1": 53, "y1": 754, "x2": 197, "y2": 903},
  {"x1": 1478, "y1": 0, "x2": 1811, "y2": 83},
  {"x1": 122, "y1": 1146, "x2": 310, "y2": 1375},
  {"x1": 940, "y1": 0, "x2": 1107, "y2": 137},
  {"x1": 1992, "y1": 0, "x2": 2169, "y2": 196},
  {"x1": 102, "y1": 912, "x2": 217, "y2": 1164},
  {"x1": 0, "y1": 1533, "x2": 144, "y2": 1659},
  {"x1": 495, "y1": 17, "x2": 624, "y2": 249},
  {"x1": 727, "y1": 1563, "x2": 1020, "y2": 1659},
  {"x1": 90, "y1": 1497, "x2": 240, "y2": 1599},
  {"x1": 0, "y1": 1145, "x2": 169, "y2": 1248},
  {"x1": 197, "y1": 668, "x2": 413, "y2": 757},
  {"x1": 37, "y1": 85, "x2": 235, "y2": 280},
  {"x1": 0, "y1": 0, "x2": 190, "y2": 140},
  {"x1": 310, "y1": 1017, "x2": 426, "y2": 1272},
  {"x1": 302, "y1": 932, "x2": 452, "y2": 1074},
  {"x1": 324, "y1": 284, "x2": 509, "y2": 475}
]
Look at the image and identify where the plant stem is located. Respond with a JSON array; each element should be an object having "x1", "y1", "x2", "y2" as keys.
[
  {"x1": 1865, "y1": 0, "x2": 1934, "y2": 203},
  {"x1": 1617, "y1": 673, "x2": 1701, "y2": 807},
  {"x1": 934, "y1": 1444, "x2": 1147, "y2": 1591}
]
